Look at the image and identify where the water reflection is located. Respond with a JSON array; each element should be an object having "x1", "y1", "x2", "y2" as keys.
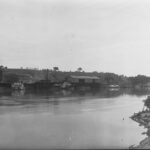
[
  {"x1": 0, "y1": 87, "x2": 149, "y2": 99},
  {"x1": 0, "y1": 88, "x2": 122, "y2": 115},
  {"x1": 0, "y1": 88, "x2": 148, "y2": 116},
  {"x1": 0, "y1": 88, "x2": 137, "y2": 106},
  {"x1": 0, "y1": 87, "x2": 148, "y2": 108},
  {"x1": 0, "y1": 87, "x2": 149, "y2": 148}
]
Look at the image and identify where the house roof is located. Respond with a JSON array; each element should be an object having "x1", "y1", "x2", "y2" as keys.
[{"x1": 70, "y1": 75, "x2": 99, "y2": 80}]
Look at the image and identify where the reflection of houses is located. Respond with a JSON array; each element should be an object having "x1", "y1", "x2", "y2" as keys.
[
  {"x1": 68, "y1": 75, "x2": 100, "y2": 84},
  {"x1": 108, "y1": 84, "x2": 120, "y2": 88}
]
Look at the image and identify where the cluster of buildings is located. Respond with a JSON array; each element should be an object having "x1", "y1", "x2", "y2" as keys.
[{"x1": 0, "y1": 68, "x2": 122, "y2": 90}]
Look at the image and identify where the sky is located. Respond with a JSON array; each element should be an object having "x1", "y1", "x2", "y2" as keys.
[{"x1": 0, "y1": 0, "x2": 150, "y2": 76}]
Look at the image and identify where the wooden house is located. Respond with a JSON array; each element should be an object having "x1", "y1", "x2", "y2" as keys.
[{"x1": 68, "y1": 75, "x2": 100, "y2": 84}]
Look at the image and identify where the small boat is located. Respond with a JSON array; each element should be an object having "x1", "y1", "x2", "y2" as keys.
[{"x1": 11, "y1": 82, "x2": 25, "y2": 90}]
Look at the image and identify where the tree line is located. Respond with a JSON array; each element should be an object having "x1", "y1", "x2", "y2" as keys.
[{"x1": 0, "y1": 66, "x2": 150, "y2": 88}]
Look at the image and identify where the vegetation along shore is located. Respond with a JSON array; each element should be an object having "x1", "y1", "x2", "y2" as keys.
[{"x1": 0, "y1": 65, "x2": 150, "y2": 90}]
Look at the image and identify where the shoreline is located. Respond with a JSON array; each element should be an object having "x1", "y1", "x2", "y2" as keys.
[{"x1": 130, "y1": 97, "x2": 150, "y2": 149}]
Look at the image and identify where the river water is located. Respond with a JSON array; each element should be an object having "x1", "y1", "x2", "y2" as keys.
[{"x1": 0, "y1": 87, "x2": 148, "y2": 149}]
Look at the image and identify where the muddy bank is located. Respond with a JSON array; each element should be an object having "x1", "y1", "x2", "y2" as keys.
[
  {"x1": 131, "y1": 111, "x2": 150, "y2": 128},
  {"x1": 130, "y1": 111, "x2": 150, "y2": 148},
  {"x1": 130, "y1": 96, "x2": 150, "y2": 149},
  {"x1": 130, "y1": 137, "x2": 150, "y2": 149}
]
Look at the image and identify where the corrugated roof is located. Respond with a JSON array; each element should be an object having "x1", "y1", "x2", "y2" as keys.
[{"x1": 70, "y1": 75, "x2": 99, "y2": 79}]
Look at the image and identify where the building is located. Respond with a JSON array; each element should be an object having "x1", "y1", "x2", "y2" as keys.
[{"x1": 68, "y1": 75, "x2": 100, "y2": 84}]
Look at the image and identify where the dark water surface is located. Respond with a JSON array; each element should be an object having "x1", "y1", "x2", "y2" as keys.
[{"x1": 0, "y1": 88, "x2": 148, "y2": 149}]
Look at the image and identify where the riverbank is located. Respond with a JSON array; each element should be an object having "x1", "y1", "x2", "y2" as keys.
[
  {"x1": 130, "y1": 137, "x2": 150, "y2": 149},
  {"x1": 1, "y1": 67, "x2": 150, "y2": 89},
  {"x1": 130, "y1": 99, "x2": 150, "y2": 149}
]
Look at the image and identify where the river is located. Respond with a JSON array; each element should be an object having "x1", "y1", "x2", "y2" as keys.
[{"x1": 0, "y1": 87, "x2": 148, "y2": 149}]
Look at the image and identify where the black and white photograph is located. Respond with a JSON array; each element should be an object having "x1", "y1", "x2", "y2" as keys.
[{"x1": 0, "y1": 0, "x2": 150, "y2": 149}]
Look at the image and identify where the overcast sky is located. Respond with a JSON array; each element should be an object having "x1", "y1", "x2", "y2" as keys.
[{"x1": 0, "y1": 0, "x2": 150, "y2": 76}]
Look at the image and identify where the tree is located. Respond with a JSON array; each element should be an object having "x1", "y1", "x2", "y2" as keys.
[
  {"x1": 77, "y1": 67, "x2": 83, "y2": 72},
  {"x1": 53, "y1": 67, "x2": 59, "y2": 72},
  {"x1": 0, "y1": 69, "x2": 2, "y2": 82},
  {"x1": 44, "y1": 69, "x2": 49, "y2": 80},
  {"x1": 0, "y1": 65, "x2": 7, "y2": 82},
  {"x1": 144, "y1": 96, "x2": 150, "y2": 110},
  {"x1": 0, "y1": 65, "x2": 7, "y2": 70},
  {"x1": 129, "y1": 75, "x2": 150, "y2": 87}
]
